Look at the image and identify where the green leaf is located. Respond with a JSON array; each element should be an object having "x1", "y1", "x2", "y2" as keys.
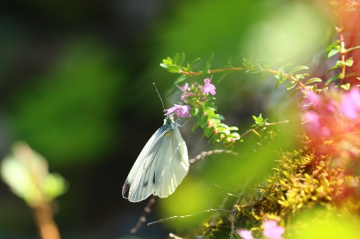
[
  {"x1": 289, "y1": 87, "x2": 302, "y2": 98},
  {"x1": 275, "y1": 71, "x2": 286, "y2": 89},
  {"x1": 345, "y1": 45, "x2": 360, "y2": 54},
  {"x1": 228, "y1": 126, "x2": 238, "y2": 131},
  {"x1": 212, "y1": 114, "x2": 225, "y2": 121},
  {"x1": 278, "y1": 63, "x2": 292, "y2": 71},
  {"x1": 328, "y1": 62, "x2": 341, "y2": 72},
  {"x1": 230, "y1": 132, "x2": 240, "y2": 139},
  {"x1": 167, "y1": 65, "x2": 181, "y2": 73},
  {"x1": 295, "y1": 73, "x2": 309, "y2": 80},
  {"x1": 342, "y1": 57, "x2": 354, "y2": 67},
  {"x1": 286, "y1": 81, "x2": 298, "y2": 91},
  {"x1": 189, "y1": 58, "x2": 201, "y2": 70},
  {"x1": 327, "y1": 48, "x2": 340, "y2": 58},
  {"x1": 257, "y1": 72, "x2": 268, "y2": 88},
  {"x1": 340, "y1": 83, "x2": 350, "y2": 90},
  {"x1": 162, "y1": 59, "x2": 172, "y2": 65},
  {"x1": 204, "y1": 102, "x2": 216, "y2": 111},
  {"x1": 182, "y1": 65, "x2": 190, "y2": 72},
  {"x1": 178, "y1": 52, "x2": 186, "y2": 67},
  {"x1": 172, "y1": 53, "x2": 179, "y2": 64},
  {"x1": 160, "y1": 63, "x2": 168, "y2": 69},
  {"x1": 192, "y1": 122, "x2": 200, "y2": 132},
  {"x1": 253, "y1": 114, "x2": 263, "y2": 125},
  {"x1": 200, "y1": 115, "x2": 209, "y2": 128},
  {"x1": 325, "y1": 40, "x2": 340, "y2": 52},
  {"x1": 174, "y1": 75, "x2": 188, "y2": 84},
  {"x1": 325, "y1": 73, "x2": 342, "y2": 86},
  {"x1": 204, "y1": 126, "x2": 214, "y2": 138},
  {"x1": 305, "y1": 78, "x2": 322, "y2": 85},
  {"x1": 289, "y1": 66, "x2": 309, "y2": 76}
]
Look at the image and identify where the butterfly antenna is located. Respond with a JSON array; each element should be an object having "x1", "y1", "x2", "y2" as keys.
[{"x1": 153, "y1": 83, "x2": 166, "y2": 111}]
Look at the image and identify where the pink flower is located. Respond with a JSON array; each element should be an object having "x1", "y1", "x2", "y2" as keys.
[
  {"x1": 341, "y1": 89, "x2": 360, "y2": 119},
  {"x1": 164, "y1": 104, "x2": 191, "y2": 118},
  {"x1": 203, "y1": 78, "x2": 216, "y2": 95},
  {"x1": 303, "y1": 91, "x2": 322, "y2": 107},
  {"x1": 177, "y1": 83, "x2": 190, "y2": 102},
  {"x1": 262, "y1": 220, "x2": 284, "y2": 239},
  {"x1": 303, "y1": 111, "x2": 321, "y2": 136},
  {"x1": 236, "y1": 229, "x2": 253, "y2": 239}
]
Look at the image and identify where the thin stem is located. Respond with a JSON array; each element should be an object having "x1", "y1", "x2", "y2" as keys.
[
  {"x1": 130, "y1": 196, "x2": 156, "y2": 234},
  {"x1": 336, "y1": 26, "x2": 346, "y2": 84},
  {"x1": 240, "y1": 120, "x2": 290, "y2": 139},
  {"x1": 147, "y1": 208, "x2": 230, "y2": 226},
  {"x1": 33, "y1": 203, "x2": 61, "y2": 239},
  {"x1": 179, "y1": 67, "x2": 306, "y2": 90}
]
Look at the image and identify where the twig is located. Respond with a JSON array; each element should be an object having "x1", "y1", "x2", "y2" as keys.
[
  {"x1": 336, "y1": 26, "x2": 346, "y2": 84},
  {"x1": 189, "y1": 149, "x2": 238, "y2": 164},
  {"x1": 130, "y1": 196, "x2": 156, "y2": 234},
  {"x1": 179, "y1": 67, "x2": 306, "y2": 90},
  {"x1": 240, "y1": 120, "x2": 290, "y2": 139},
  {"x1": 147, "y1": 208, "x2": 230, "y2": 226},
  {"x1": 32, "y1": 203, "x2": 61, "y2": 239},
  {"x1": 169, "y1": 233, "x2": 184, "y2": 239}
]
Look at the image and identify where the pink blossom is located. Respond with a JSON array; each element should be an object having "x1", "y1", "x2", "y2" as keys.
[
  {"x1": 262, "y1": 220, "x2": 284, "y2": 239},
  {"x1": 236, "y1": 229, "x2": 253, "y2": 239},
  {"x1": 203, "y1": 78, "x2": 216, "y2": 95},
  {"x1": 164, "y1": 104, "x2": 191, "y2": 118},
  {"x1": 303, "y1": 111, "x2": 321, "y2": 136},
  {"x1": 303, "y1": 91, "x2": 322, "y2": 107},
  {"x1": 177, "y1": 83, "x2": 190, "y2": 102},
  {"x1": 341, "y1": 89, "x2": 360, "y2": 119}
]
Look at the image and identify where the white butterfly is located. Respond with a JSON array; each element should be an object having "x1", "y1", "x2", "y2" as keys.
[{"x1": 122, "y1": 115, "x2": 189, "y2": 202}]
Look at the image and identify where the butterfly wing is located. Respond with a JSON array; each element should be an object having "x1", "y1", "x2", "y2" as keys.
[
  {"x1": 153, "y1": 126, "x2": 189, "y2": 198},
  {"x1": 122, "y1": 122, "x2": 189, "y2": 202},
  {"x1": 122, "y1": 123, "x2": 171, "y2": 202}
]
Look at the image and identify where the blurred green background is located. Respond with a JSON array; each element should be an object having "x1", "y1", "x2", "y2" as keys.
[{"x1": 0, "y1": 0, "x2": 330, "y2": 238}]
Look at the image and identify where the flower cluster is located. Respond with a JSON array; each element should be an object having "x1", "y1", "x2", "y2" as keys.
[
  {"x1": 236, "y1": 220, "x2": 284, "y2": 239},
  {"x1": 301, "y1": 88, "x2": 360, "y2": 199},
  {"x1": 164, "y1": 77, "x2": 216, "y2": 118}
]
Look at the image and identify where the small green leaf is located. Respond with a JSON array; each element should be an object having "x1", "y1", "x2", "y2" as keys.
[
  {"x1": 178, "y1": 52, "x2": 186, "y2": 67},
  {"x1": 328, "y1": 62, "x2": 341, "y2": 72},
  {"x1": 289, "y1": 66, "x2": 309, "y2": 76},
  {"x1": 230, "y1": 132, "x2": 240, "y2": 139},
  {"x1": 295, "y1": 73, "x2": 309, "y2": 80},
  {"x1": 204, "y1": 126, "x2": 214, "y2": 138},
  {"x1": 257, "y1": 72, "x2": 268, "y2": 88},
  {"x1": 167, "y1": 65, "x2": 181, "y2": 73},
  {"x1": 286, "y1": 81, "x2": 298, "y2": 91},
  {"x1": 275, "y1": 71, "x2": 286, "y2": 89},
  {"x1": 253, "y1": 114, "x2": 263, "y2": 125},
  {"x1": 174, "y1": 75, "x2": 188, "y2": 84},
  {"x1": 172, "y1": 53, "x2": 179, "y2": 64},
  {"x1": 200, "y1": 115, "x2": 209, "y2": 128},
  {"x1": 189, "y1": 58, "x2": 201, "y2": 69},
  {"x1": 305, "y1": 78, "x2": 322, "y2": 85},
  {"x1": 212, "y1": 114, "x2": 225, "y2": 120},
  {"x1": 342, "y1": 57, "x2": 354, "y2": 67},
  {"x1": 217, "y1": 123, "x2": 229, "y2": 129},
  {"x1": 327, "y1": 48, "x2": 340, "y2": 58},
  {"x1": 340, "y1": 83, "x2": 350, "y2": 90},
  {"x1": 325, "y1": 40, "x2": 340, "y2": 52},
  {"x1": 192, "y1": 122, "x2": 200, "y2": 132},
  {"x1": 289, "y1": 87, "x2": 302, "y2": 98},
  {"x1": 228, "y1": 126, "x2": 238, "y2": 131},
  {"x1": 160, "y1": 63, "x2": 168, "y2": 69},
  {"x1": 204, "y1": 102, "x2": 216, "y2": 111},
  {"x1": 325, "y1": 73, "x2": 342, "y2": 86},
  {"x1": 345, "y1": 45, "x2": 360, "y2": 54},
  {"x1": 162, "y1": 59, "x2": 172, "y2": 65}
]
